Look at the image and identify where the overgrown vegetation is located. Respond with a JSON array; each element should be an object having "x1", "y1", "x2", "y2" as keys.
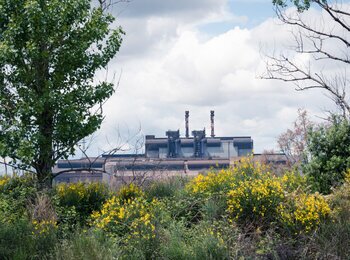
[{"x1": 1, "y1": 157, "x2": 349, "y2": 259}]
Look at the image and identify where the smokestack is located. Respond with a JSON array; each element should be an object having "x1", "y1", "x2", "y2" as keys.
[
  {"x1": 185, "y1": 111, "x2": 189, "y2": 138},
  {"x1": 210, "y1": 110, "x2": 215, "y2": 138}
]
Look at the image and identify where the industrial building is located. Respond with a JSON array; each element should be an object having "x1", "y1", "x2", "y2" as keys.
[
  {"x1": 145, "y1": 111, "x2": 253, "y2": 159},
  {"x1": 53, "y1": 111, "x2": 257, "y2": 184}
]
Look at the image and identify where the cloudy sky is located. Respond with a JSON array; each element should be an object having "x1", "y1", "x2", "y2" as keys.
[{"x1": 86, "y1": 0, "x2": 342, "y2": 156}]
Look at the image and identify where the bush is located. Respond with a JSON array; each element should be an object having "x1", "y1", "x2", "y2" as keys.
[
  {"x1": 304, "y1": 117, "x2": 350, "y2": 194},
  {"x1": 91, "y1": 187, "x2": 161, "y2": 259},
  {"x1": 55, "y1": 182, "x2": 110, "y2": 225},
  {"x1": 0, "y1": 173, "x2": 37, "y2": 198},
  {"x1": 0, "y1": 219, "x2": 57, "y2": 260},
  {"x1": 91, "y1": 195, "x2": 156, "y2": 239},
  {"x1": 186, "y1": 156, "x2": 271, "y2": 198},
  {"x1": 0, "y1": 174, "x2": 37, "y2": 223},
  {"x1": 280, "y1": 170, "x2": 308, "y2": 192},
  {"x1": 278, "y1": 192, "x2": 331, "y2": 234},
  {"x1": 227, "y1": 177, "x2": 285, "y2": 226},
  {"x1": 117, "y1": 183, "x2": 144, "y2": 203},
  {"x1": 302, "y1": 176, "x2": 350, "y2": 258}
]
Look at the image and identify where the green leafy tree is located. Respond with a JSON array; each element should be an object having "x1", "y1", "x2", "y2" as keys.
[
  {"x1": 305, "y1": 118, "x2": 350, "y2": 194},
  {"x1": 0, "y1": 0, "x2": 123, "y2": 187}
]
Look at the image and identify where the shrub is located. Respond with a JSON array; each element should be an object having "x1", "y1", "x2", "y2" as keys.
[
  {"x1": 278, "y1": 192, "x2": 331, "y2": 234},
  {"x1": 304, "y1": 117, "x2": 350, "y2": 194},
  {"x1": 227, "y1": 177, "x2": 285, "y2": 226},
  {"x1": 91, "y1": 191, "x2": 160, "y2": 259},
  {"x1": 186, "y1": 169, "x2": 235, "y2": 197},
  {"x1": 117, "y1": 183, "x2": 144, "y2": 203},
  {"x1": 302, "y1": 176, "x2": 350, "y2": 258},
  {"x1": 164, "y1": 191, "x2": 204, "y2": 225},
  {"x1": 0, "y1": 174, "x2": 37, "y2": 223},
  {"x1": 329, "y1": 170, "x2": 350, "y2": 223},
  {"x1": 55, "y1": 182, "x2": 110, "y2": 225},
  {"x1": 91, "y1": 189, "x2": 157, "y2": 240},
  {"x1": 201, "y1": 195, "x2": 228, "y2": 221},
  {"x1": 280, "y1": 170, "x2": 308, "y2": 192},
  {"x1": 0, "y1": 219, "x2": 57, "y2": 260},
  {"x1": 186, "y1": 156, "x2": 271, "y2": 198},
  {"x1": 0, "y1": 173, "x2": 37, "y2": 198},
  {"x1": 0, "y1": 175, "x2": 10, "y2": 188}
]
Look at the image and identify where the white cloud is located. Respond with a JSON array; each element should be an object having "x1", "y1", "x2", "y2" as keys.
[{"x1": 87, "y1": 2, "x2": 342, "y2": 156}]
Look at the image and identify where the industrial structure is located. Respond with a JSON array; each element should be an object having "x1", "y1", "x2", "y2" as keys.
[
  {"x1": 53, "y1": 111, "x2": 273, "y2": 185},
  {"x1": 145, "y1": 111, "x2": 253, "y2": 159}
]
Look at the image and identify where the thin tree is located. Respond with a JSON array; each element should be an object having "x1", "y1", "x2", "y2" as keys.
[
  {"x1": 0, "y1": 0, "x2": 123, "y2": 188},
  {"x1": 277, "y1": 108, "x2": 314, "y2": 166}
]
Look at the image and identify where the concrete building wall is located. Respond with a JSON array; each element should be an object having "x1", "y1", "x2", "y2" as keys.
[
  {"x1": 180, "y1": 147, "x2": 193, "y2": 158},
  {"x1": 159, "y1": 148, "x2": 168, "y2": 158}
]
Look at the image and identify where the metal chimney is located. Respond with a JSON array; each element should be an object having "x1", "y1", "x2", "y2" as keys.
[
  {"x1": 185, "y1": 111, "x2": 189, "y2": 138},
  {"x1": 210, "y1": 110, "x2": 215, "y2": 138}
]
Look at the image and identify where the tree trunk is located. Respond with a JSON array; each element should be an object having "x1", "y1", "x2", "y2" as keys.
[
  {"x1": 36, "y1": 105, "x2": 54, "y2": 189},
  {"x1": 35, "y1": 12, "x2": 54, "y2": 189}
]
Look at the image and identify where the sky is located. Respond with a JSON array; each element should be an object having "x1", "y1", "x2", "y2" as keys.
[{"x1": 84, "y1": 0, "x2": 342, "y2": 156}]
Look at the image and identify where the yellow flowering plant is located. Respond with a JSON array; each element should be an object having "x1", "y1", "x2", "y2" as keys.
[
  {"x1": 117, "y1": 183, "x2": 144, "y2": 203},
  {"x1": 0, "y1": 175, "x2": 10, "y2": 189},
  {"x1": 186, "y1": 156, "x2": 272, "y2": 197},
  {"x1": 32, "y1": 219, "x2": 58, "y2": 235},
  {"x1": 280, "y1": 170, "x2": 308, "y2": 192},
  {"x1": 91, "y1": 195, "x2": 157, "y2": 242},
  {"x1": 278, "y1": 192, "x2": 331, "y2": 234},
  {"x1": 55, "y1": 182, "x2": 110, "y2": 224},
  {"x1": 227, "y1": 177, "x2": 285, "y2": 225},
  {"x1": 186, "y1": 169, "x2": 235, "y2": 196}
]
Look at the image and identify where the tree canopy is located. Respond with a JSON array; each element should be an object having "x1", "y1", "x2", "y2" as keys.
[
  {"x1": 0, "y1": 0, "x2": 123, "y2": 186},
  {"x1": 305, "y1": 117, "x2": 350, "y2": 194}
]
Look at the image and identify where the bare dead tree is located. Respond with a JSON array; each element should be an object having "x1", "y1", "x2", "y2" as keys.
[{"x1": 263, "y1": 1, "x2": 350, "y2": 118}]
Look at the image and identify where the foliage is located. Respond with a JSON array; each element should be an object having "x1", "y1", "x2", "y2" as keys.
[
  {"x1": 227, "y1": 177, "x2": 285, "y2": 225},
  {"x1": 144, "y1": 176, "x2": 189, "y2": 200},
  {"x1": 0, "y1": 0, "x2": 123, "y2": 186},
  {"x1": 0, "y1": 173, "x2": 37, "y2": 223},
  {"x1": 0, "y1": 219, "x2": 57, "y2": 260},
  {"x1": 304, "y1": 118, "x2": 350, "y2": 194},
  {"x1": 159, "y1": 220, "x2": 230, "y2": 260},
  {"x1": 187, "y1": 157, "x2": 328, "y2": 234},
  {"x1": 280, "y1": 170, "x2": 308, "y2": 192},
  {"x1": 0, "y1": 173, "x2": 37, "y2": 198},
  {"x1": 51, "y1": 230, "x2": 121, "y2": 260},
  {"x1": 91, "y1": 195, "x2": 157, "y2": 241},
  {"x1": 55, "y1": 182, "x2": 110, "y2": 224},
  {"x1": 278, "y1": 192, "x2": 330, "y2": 234},
  {"x1": 186, "y1": 156, "x2": 270, "y2": 197},
  {"x1": 329, "y1": 170, "x2": 350, "y2": 223},
  {"x1": 0, "y1": 160, "x2": 349, "y2": 259},
  {"x1": 117, "y1": 183, "x2": 144, "y2": 203}
]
